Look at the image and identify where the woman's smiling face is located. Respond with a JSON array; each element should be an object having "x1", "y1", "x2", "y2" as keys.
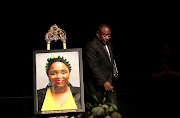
[{"x1": 48, "y1": 62, "x2": 70, "y2": 89}]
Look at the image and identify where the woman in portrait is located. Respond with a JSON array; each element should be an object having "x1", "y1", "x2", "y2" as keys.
[{"x1": 37, "y1": 55, "x2": 81, "y2": 111}]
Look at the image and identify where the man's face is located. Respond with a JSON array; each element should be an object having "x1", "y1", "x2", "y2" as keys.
[{"x1": 97, "y1": 27, "x2": 111, "y2": 45}]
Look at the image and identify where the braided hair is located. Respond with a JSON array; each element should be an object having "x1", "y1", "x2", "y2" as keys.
[{"x1": 45, "y1": 55, "x2": 72, "y2": 75}]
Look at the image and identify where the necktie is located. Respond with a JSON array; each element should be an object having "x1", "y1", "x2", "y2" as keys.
[{"x1": 104, "y1": 46, "x2": 111, "y2": 61}]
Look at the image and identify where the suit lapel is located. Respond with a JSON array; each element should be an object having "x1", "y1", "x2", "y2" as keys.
[
  {"x1": 96, "y1": 38, "x2": 111, "y2": 62},
  {"x1": 107, "y1": 44, "x2": 113, "y2": 61},
  {"x1": 107, "y1": 44, "x2": 114, "y2": 70}
]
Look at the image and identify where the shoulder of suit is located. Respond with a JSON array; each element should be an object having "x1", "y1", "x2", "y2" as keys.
[
  {"x1": 108, "y1": 42, "x2": 113, "y2": 46},
  {"x1": 86, "y1": 37, "x2": 98, "y2": 47},
  {"x1": 88, "y1": 37, "x2": 98, "y2": 44},
  {"x1": 108, "y1": 42, "x2": 113, "y2": 48}
]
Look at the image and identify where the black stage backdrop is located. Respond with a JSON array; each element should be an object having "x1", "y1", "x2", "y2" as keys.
[{"x1": 2, "y1": 4, "x2": 179, "y2": 118}]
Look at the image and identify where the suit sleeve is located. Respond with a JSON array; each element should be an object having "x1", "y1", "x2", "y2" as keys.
[{"x1": 85, "y1": 43, "x2": 107, "y2": 86}]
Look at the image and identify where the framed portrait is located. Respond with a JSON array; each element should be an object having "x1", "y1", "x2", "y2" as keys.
[{"x1": 33, "y1": 48, "x2": 85, "y2": 115}]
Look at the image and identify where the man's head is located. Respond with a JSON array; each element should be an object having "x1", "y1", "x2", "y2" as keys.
[{"x1": 96, "y1": 24, "x2": 111, "y2": 45}]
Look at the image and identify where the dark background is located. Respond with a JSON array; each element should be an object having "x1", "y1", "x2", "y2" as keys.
[{"x1": 2, "y1": 4, "x2": 179, "y2": 118}]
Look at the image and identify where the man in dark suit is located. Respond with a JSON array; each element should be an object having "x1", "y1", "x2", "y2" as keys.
[{"x1": 84, "y1": 24, "x2": 118, "y2": 106}]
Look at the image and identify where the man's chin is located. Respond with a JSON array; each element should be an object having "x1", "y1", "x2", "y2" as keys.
[{"x1": 103, "y1": 41, "x2": 108, "y2": 45}]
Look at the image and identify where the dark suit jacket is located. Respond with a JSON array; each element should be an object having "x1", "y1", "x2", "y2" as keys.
[{"x1": 84, "y1": 37, "x2": 115, "y2": 98}]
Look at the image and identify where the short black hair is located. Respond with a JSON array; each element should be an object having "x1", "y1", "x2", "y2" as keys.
[{"x1": 45, "y1": 55, "x2": 72, "y2": 75}]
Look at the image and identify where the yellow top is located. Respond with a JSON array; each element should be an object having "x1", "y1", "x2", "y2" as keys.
[{"x1": 41, "y1": 88, "x2": 77, "y2": 111}]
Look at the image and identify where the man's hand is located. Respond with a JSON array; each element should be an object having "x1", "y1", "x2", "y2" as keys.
[{"x1": 104, "y1": 81, "x2": 113, "y2": 92}]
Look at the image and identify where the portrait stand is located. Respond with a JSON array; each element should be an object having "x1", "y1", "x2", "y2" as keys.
[{"x1": 36, "y1": 24, "x2": 80, "y2": 118}]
